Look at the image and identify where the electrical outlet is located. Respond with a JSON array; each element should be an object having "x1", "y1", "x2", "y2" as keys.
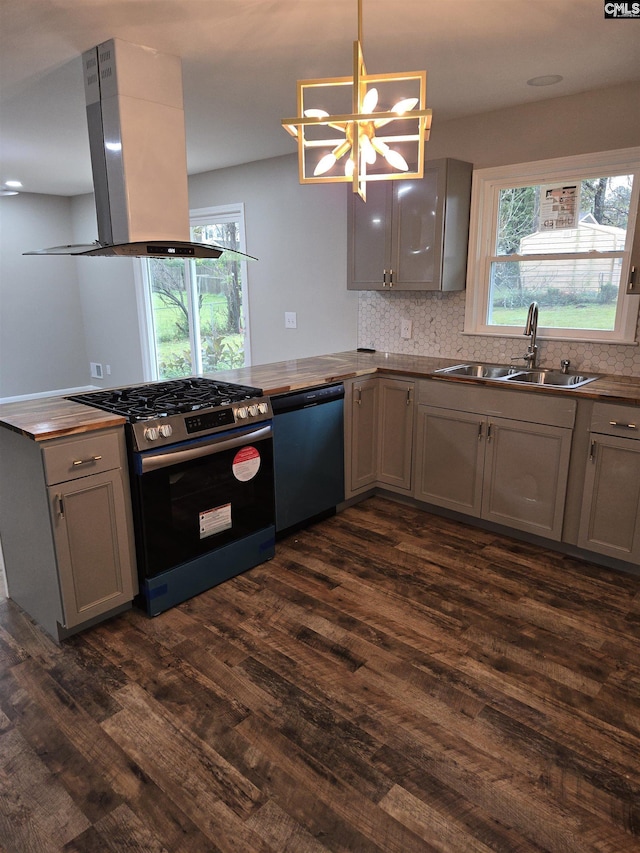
[
  {"x1": 90, "y1": 362, "x2": 103, "y2": 379},
  {"x1": 105, "y1": 364, "x2": 111, "y2": 375},
  {"x1": 400, "y1": 318, "x2": 413, "y2": 339},
  {"x1": 285, "y1": 311, "x2": 297, "y2": 329}
]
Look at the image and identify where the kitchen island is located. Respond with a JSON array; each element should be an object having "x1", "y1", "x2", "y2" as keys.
[{"x1": 1, "y1": 350, "x2": 639, "y2": 642}]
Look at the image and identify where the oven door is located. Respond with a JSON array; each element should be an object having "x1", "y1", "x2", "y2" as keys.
[{"x1": 131, "y1": 422, "x2": 274, "y2": 579}]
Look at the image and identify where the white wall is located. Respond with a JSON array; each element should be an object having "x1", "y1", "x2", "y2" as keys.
[
  {"x1": 70, "y1": 194, "x2": 145, "y2": 388},
  {"x1": 0, "y1": 194, "x2": 89, "y2": 398},
  {"x1": 189, "y1": 154, "x2": 358, "y2": 365}
]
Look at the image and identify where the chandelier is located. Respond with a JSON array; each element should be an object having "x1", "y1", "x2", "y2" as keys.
[{"x1": 281, "y1": 0, "x2": 432, "y2": 201}]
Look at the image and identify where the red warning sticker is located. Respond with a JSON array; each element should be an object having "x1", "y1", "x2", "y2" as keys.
[{"x1": 232, "y1": 445, "x2": 261, "y2": 481}]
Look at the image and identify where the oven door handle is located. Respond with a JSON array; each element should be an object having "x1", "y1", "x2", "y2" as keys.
[{"x1": 138, "y1": 424, "x2": 272, "y2": 473}]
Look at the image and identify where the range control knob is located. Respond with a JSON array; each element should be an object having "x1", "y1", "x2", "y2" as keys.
[
  {"x1": 258, "y1": 402, "x2": 269, "y2": 414},
  {"x1": 248, "y1": 404, "x2": 259, "y2": 416},
  {"x1": 236, "y1": 406, "x2": 248, "y2": 419},
  {"x1": 144, "y1": 426, "x2": 160, "y2": 441},
  {"x1": 159, "y1": 423, "x2": 173, "y2": 438}
]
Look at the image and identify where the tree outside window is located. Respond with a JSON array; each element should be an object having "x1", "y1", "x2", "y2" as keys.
[{"x1": 142, "y1": 206, "x2": 250, "y2": 379}]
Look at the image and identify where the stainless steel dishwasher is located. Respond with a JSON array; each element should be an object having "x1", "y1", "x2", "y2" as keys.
[{"x1": 271, "y1": 383, "x2": 345, "y2": 535}]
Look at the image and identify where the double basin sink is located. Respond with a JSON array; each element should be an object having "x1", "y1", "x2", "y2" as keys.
[{"x1": 434, "y1": 363, "x2": 598, "y2": 389}]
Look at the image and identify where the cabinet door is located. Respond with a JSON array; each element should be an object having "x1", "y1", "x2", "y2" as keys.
[
  {"x1": 49, "y1": 469, "x2": 137, "y2": 629},
  {"x1": 347, "y1": 182, "x2": 393, "y2": 290},
  {"x1": 482, "y1": 418, "x2": 572, "y2": 541},
  {"x1": 577, "y1": 434, "x2": 640, "y2": 563},
  {"x1": 392, "y1": 169, "x2": 441, "y2": 289},
  {"x1": 414, "y1": 405, "x2": 484, "y2": 516},
  {"x1": 350, "y1": 379, "x2": 380, "y2": 492},
  {"x1": 377, "y1": 379, "x2": 414, "y2": 492}
]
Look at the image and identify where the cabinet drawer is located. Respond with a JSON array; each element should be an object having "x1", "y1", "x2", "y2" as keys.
[
  {"x1": 42, "y1": 431, "x2": 122, "y2": 484},
  {"x1": 590, "y1": 402, "x2": 640, "y2": 437}
]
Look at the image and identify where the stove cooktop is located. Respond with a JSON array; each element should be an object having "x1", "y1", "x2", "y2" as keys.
[{"x1": 68, "y1": 377, "x2": 263, "y2": 422}]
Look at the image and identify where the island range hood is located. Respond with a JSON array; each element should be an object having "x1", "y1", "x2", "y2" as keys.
[{"x1": 26, "y1": 38, "x2": 253, "y2": 260}]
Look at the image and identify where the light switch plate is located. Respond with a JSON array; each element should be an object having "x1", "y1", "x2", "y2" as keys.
[
  {"x1": 285, "y1": 311, "x2": 297, "y2": 329},
  {"x1": 400, "y1": 318, "x2": 412, "y2": 339}
]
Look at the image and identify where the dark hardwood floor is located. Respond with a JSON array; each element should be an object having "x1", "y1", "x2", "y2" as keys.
[{"x1": 1, "y1": 495, "x2": 640, "y2": 852}]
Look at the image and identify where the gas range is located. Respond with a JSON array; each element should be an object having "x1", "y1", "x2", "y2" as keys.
[{"x1": 68, "y1": 377, "x2": 272, "y2": 451}]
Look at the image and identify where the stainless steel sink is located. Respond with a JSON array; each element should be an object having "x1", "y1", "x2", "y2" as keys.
[
  {"x1": 503, "y1": 370, "x2": 598, "y2": 388},
  {"x1": 435, "y1": 363, "x2": 519, "y2": 379},
  {"x1": 435, "y1": 363, "x2": 598, "y2": 389}
]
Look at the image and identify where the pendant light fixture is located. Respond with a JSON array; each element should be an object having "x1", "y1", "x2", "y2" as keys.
[{"x1": 281, "y1": 0, "x2": 432, "y2": 201}]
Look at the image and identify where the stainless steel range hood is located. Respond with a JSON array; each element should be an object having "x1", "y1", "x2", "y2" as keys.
[{"x1": 26, "y1": 39, "x2": 253, "y2": 260}]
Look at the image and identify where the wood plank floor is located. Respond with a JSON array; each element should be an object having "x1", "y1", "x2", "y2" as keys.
[{"x1": 1, "y1": 495, "x2": 640, "y2": 852}]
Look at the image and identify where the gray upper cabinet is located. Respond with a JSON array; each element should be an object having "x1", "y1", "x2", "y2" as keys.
[{"x1": 347, "y1": 158, "x2": 473, "y2": 291}]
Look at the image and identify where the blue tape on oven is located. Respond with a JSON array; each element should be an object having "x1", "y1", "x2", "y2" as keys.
[
  {"x1": 146, "y1": 584, "x2": 169, "y2": 600},
  {"x1": 259, "y1": 536, "x2": 275, "y2": 554}
]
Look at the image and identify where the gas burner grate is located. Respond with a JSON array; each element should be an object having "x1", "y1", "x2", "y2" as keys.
[{"x1": 67, "y1": 377, "x2": 263, "y2": 421}]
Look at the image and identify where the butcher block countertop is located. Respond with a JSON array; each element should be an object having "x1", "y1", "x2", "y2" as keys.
[{"x1": 2, "y1": 350, "x2": 640, "y2": 442}]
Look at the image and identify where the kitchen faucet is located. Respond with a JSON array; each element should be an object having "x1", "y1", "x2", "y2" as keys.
[
  {"x1": 511, "y1": 301, "x2": 539, "y2": 368},
  {"x1": 524, "y1": 301, "x2": 539, "y2": 367}
]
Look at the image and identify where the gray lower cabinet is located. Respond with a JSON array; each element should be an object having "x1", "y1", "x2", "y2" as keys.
[
  {"x1": 414, "y1": 381, "x2": 575, "y2": 541},
  {"x1": 414, "y1": 406, "x2": 484, "y2": 515},
  {"x1": 347, "y1": 377, "x2": 379, "y2": 495},
  {"x1": 0, "y1": 426, "x2": 137, "y2": 639},
  {"x1": 345, "y1": 376, "x2": 415, "y2": 497},
  {"x1": 377, "y1": 378, "x2": 414, "y2": 491},
  {"x1": 577, "y1": 403, "x2": 640, "y2": 563}
]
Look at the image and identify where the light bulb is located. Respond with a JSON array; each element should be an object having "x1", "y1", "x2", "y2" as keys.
[
  {"x1": 314, "y1": 153, "x2": 337, "y2": 176},
  {"x1": 384, "y1": 148, "x2": 409, "y2": 171},
  {"x1": 345, "y1": 157, "x2": 355, "y2": 178},
  {"x1": 304, "y1": 109, "x2": 330, "y2": 118},
  {"x1": 360, "y1": 135, "x2": 377, "y2": 165},
  {"x1": 362, "y1": 88, "x2": 379, "y2": 113},
  {"x1": 391, "y1": 97, "x2": 418, "y2": 114}
]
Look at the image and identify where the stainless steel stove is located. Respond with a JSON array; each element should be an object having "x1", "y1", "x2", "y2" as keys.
[
  {"x1": 68, "y1": 377, "x2": 272, "y2": 451},
  {"x1": 67, "y1": 377, "x2": 275, "y2": 616}
]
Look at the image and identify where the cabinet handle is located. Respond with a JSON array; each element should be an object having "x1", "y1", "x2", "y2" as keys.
[
  {"x1": 406, "y1": 388, "x2": 412, "y2": 405},
  {"x1": 589, "y1": 440, "x2": 597, "y2": 461},
  {"x1": 56, "y1": 494, "x2": 64, "y2": 518},
  {"x1": 72, "y1": 455, "x2": 103, "y2": 467},
  {"x1": 382, "y1": 270, "x2": 387, "y2": 287},
  {"x1": 356, "y1": 387, "x2": 362, "y2": 405},
  {"x1": 389, "y1": 269, "x2": 394, "y2": 287},
  {"x1": 487, "y1": 423, "x2": 492, "y2": 442},
  {"x1": 608, "y1": 420, "x2": 637, "y2": 430},
  {"x1": 478, "y1": 422, "x2": 484, "y2": 440}
]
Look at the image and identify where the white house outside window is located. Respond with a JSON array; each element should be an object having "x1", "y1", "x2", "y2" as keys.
[
  {"x1": 465, "y1": 148, "x2": 640, "y2": 344},
  {"x1": 137, "y1": 204, "x2": 251, "y2": 380}
]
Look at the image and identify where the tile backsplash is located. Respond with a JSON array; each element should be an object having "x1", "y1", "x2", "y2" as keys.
[{"x1": 358, "y1": 291, "x2": 640, "y2": 377}]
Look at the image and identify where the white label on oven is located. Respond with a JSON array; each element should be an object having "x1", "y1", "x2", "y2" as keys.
[
  {"x1": 199, "y1": 503, "x2": 232, "y2": 539},
  {"x1": 232, "y1": 445, "x2": 261, "y2": 482}
]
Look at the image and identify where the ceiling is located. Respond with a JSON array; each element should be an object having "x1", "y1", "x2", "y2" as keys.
[{"x1": 1, "y1": 0, "x2": 639, "y2": 197}]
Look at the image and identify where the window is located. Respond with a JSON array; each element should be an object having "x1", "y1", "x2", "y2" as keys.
[
  {"x1": 465, "y1": 148, "x2": 640, "y2": 343},
  {"x1": 138, "y1": 204, "x2": 251, "y2": 380}
]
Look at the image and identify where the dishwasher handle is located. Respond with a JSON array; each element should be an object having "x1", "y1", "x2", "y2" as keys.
[{"x1": 271, "y1": 383, "x2": 345, "y2": 415}]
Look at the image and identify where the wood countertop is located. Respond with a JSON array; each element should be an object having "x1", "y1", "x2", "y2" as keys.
[{"x1": 2, "y1": 350, "x2": 639, "y2": 442}]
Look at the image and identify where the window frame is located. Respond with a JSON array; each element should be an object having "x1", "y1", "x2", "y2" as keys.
[
  {"x1": 464, "y1": 147, "x2": 640, "y2": 344},
  {"x1": 135, "y1": 203, "x2": 251, "y2": 381}
]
